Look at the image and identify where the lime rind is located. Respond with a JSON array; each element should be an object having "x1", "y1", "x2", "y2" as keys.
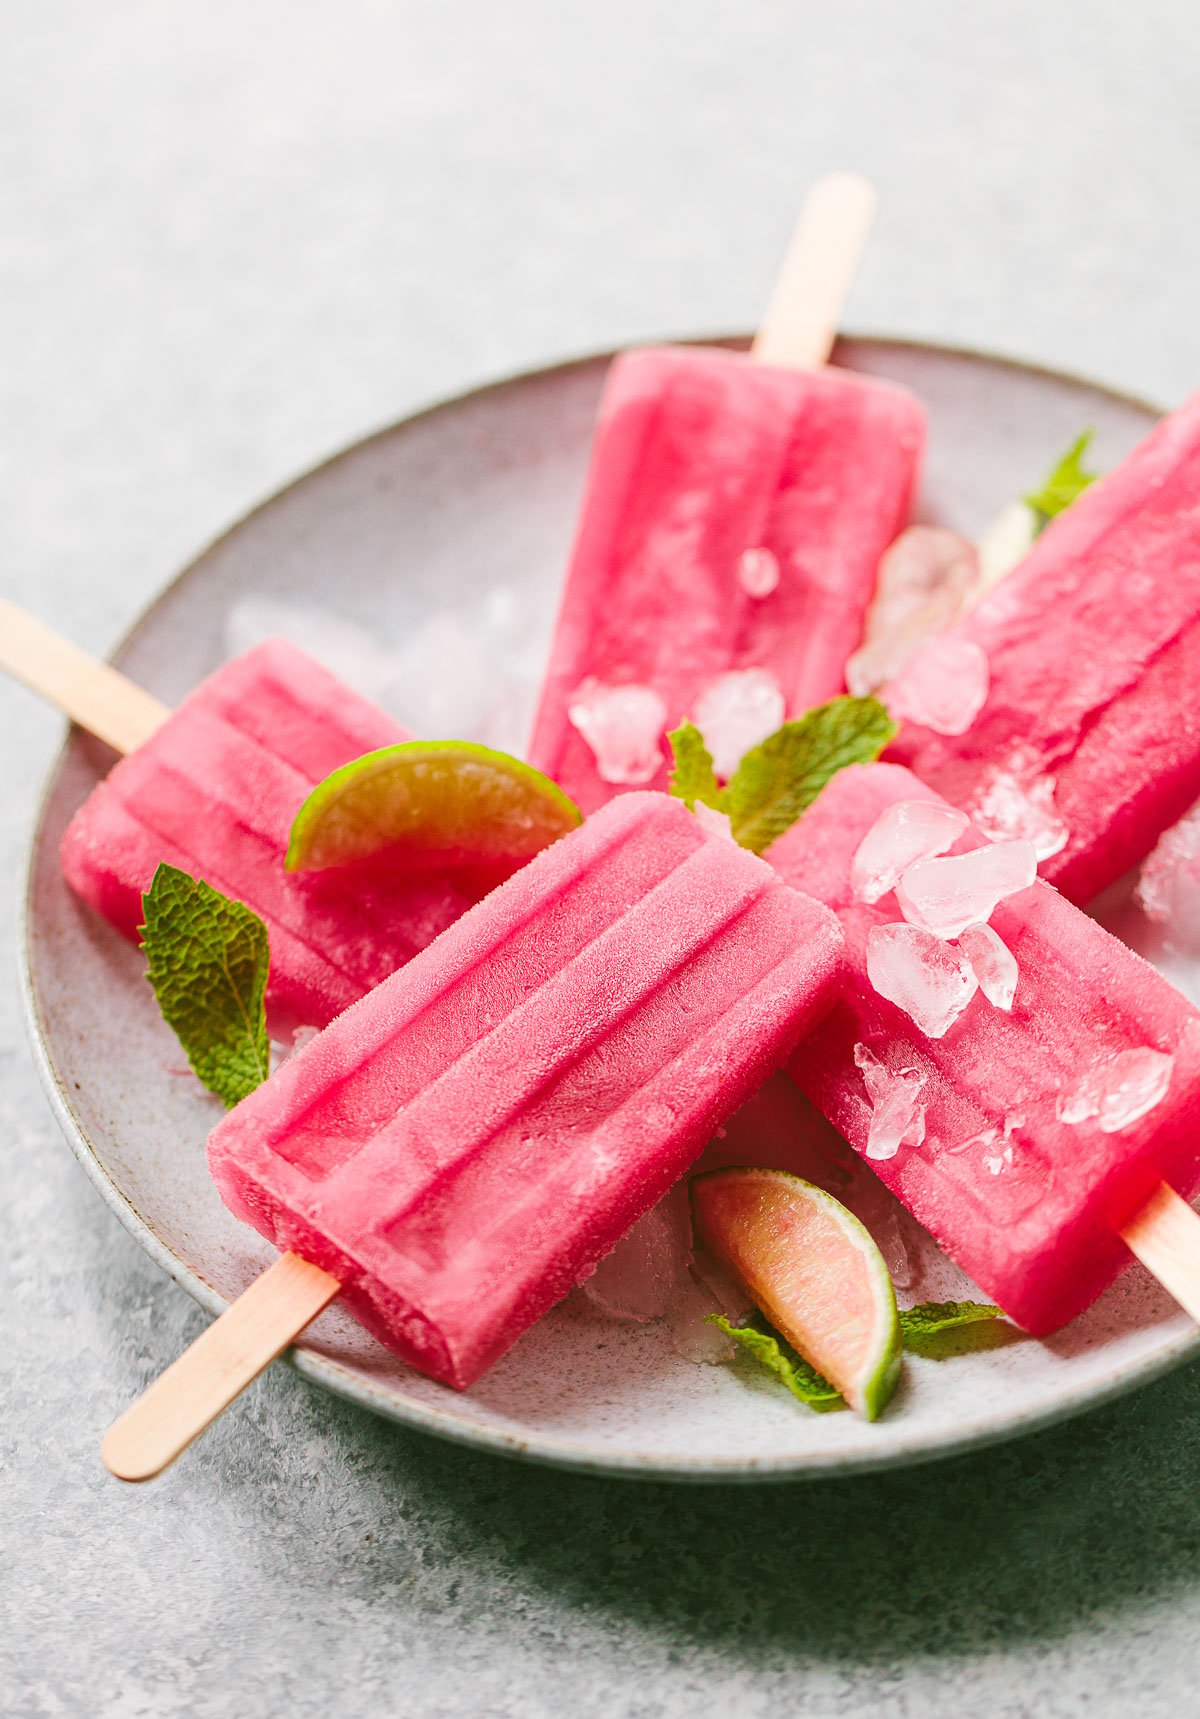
[
  {"x1": 691, "y1": 1167, "x2": 902, "y2": 1421},
  {"x1": 286, "y1": 740, "x2": 582, "y2": 874}
]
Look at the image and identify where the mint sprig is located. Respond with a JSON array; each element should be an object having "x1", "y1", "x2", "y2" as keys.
[
  {"x1": 899, "y1": 1299, "x2": 1002, "y2": 1357},
  {"x1": 708, "y1": 1315, "x2": 843, "y2": 1410},
  {"x1": 1024, "y1": 431, "x2": 1098, "y2": 531},
  {"x1": 141, "y1": 864, "x2": 270, "y2": 1108},
  {"x1": 670, "y1": 695, "x2": 897, "y2": 855},
  {"x1": 667, "y1": 722, "x2": 723, "y2": 812}
]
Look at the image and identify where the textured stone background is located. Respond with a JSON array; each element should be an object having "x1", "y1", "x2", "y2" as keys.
[{"x1": 6, "y1": 4, "x2": 1200, "y2": 1714}]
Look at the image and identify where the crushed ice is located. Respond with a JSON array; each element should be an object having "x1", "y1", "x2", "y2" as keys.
[
  {"x1": 883, "y1": 635, "x2": 990, "y2": 736},
  {"x1": 737, "y1": 546, "x2": 781, "y2": 598},
  {"x1": 956, "y1": 922, "x2": 1018, "y2": 1010},
  {"x1": 854, "y1": 1042, "x2": 928, "y2": 1160},
  {"x1": 896, "y1": 839, "x2": 1037, "y2": 940},
  {"x1": 692, "y1": 668, "x2": 786, "y2": 780},
  {"x1": 567, "y1": 678, "x2": 668, "y2": 784},
  {"x1": 971, "y1": 760, "x2": 1068, "y2": 861},
  {"x1": 226, "y1": 589, "x2": 547, "y2": 756},
  {"x1": 1137, "y1": 801, "x2": 1200, "y2": 932},
  {"x1": 866, "y1": 922, "x2": 979, "y2": 1038},
  {"x1": 579, "y1": 1183, "x2": 693, "y2": 1321},
  {"x1": 850, "y1": 798, "x2": 970, "y2": 904},
  {"x1": 846, "y1": 525, "x2": 979, "y2": 696},
  {"x1": 1056, "y1": 1048, "x2": 1174, "y2": 1133}
]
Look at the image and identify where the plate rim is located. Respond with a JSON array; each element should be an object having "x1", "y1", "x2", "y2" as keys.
[{"x1": 19, "y1": 333, "x2": 1199, "y2": 1483}]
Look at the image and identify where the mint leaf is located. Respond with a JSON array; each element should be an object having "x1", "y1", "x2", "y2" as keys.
[
  {"x1": 723, "y1": 696, "x2": 898, "y2": 854},
  {"x1": 708, "y1": 1315, "x2": 843, "y2": 1410},
  {"x1": 141, "y1": 864, "x2": 270, "y2": 1108},
  {"x1": 899, "y1": 1299, "x2": 1002, "y2": 1358},
  {"x1": 1023, "y1": 431, "x2": 1098, "y2": 531},
  {"x1": 667, "y1": 722, "x2": 726, "y2": 812}
]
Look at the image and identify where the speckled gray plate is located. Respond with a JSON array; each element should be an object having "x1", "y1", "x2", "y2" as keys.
[{"x1": 21, "y1": 338, "x2": 1200, "y2": 1480}]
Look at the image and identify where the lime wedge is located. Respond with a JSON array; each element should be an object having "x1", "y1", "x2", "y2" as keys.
[
  {"x1": 691, "y1": 1167, "x2": 901, "y2": 1419},
  {"x1": 286, "y1": 741, "x2": 582, "y2": 876}
]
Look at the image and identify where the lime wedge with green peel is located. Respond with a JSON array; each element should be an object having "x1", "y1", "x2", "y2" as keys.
[
  {"x1": 286, "y1": 741, "x2": 582, "y2": 876},
  {"x1": 691, "y1": 1168, "x2": 902, "y2": 1420}
]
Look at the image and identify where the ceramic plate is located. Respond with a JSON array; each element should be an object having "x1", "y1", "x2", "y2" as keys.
[{"x1": 21, "y1": 338, "x2": 1200, "y2": 1481}]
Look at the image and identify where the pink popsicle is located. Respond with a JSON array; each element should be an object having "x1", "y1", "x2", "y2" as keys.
[
  {"x1": 887, "y1": 390, "x2": 1200, "y2": 905},
  {"x1": 528, "y1": 345, "x2": 924, "y2": 811},
  {"x1": 60, "y1": 639, "x2": 475, "y2": 1031},
  {"x1": 768, "y1": 763, "x2": 1200, "y2": 1334},
  {"x1": 208, "y1": 791, "x2": 845, "y2": 1388}
]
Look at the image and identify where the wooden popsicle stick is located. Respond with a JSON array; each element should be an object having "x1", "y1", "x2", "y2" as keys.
[
  {"x1": 751, "y1": 171, "x2": 878, "y2": 372},
  {"x1": 102, "y1": 1251, "x2": 341, "y2": 1481},
  {"x1": 0, "y1": 597, "x2": 168, "y2": 754},
  {"x1": 1120, "y1": 1183, "x2": 1200, "y2": 1324}
]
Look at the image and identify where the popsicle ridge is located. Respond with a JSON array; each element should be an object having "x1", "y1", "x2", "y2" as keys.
[{"x1": 209, "y1": 791, "x2": 846, "y2": 1386}]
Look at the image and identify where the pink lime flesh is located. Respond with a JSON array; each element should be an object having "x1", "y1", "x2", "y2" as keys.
[
  {"x1": 59, "y1": 639, "x2": 476, "y2": 1031},
  {"x1": 285, "y1": 740, "x2": 581, "y2": 878},
  {"x1": 691, "y1": 1167, "x2": 901, "y2": 1418},
  {"x1": 208, "y1": 793, "x2": 846, "y2": 1390},
  {"x1": 528, "y1": 344, "x2": 924, "y2": 812}
]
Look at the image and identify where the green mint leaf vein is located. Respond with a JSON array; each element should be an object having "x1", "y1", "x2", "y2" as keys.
[
  {"x1": 899, "y1": 1299, "x2": 1002, "y2": 1357},
  {"x1": 141, "y1": 863, "x2": 271, "y2": 1109},
  {"x1": 667, "y1": 722, "x2": 726, "y2": 812},
  {"x1": 708, "y1": 1315, "x2": 843, "y2": 1410},
  {"x1": 1023, "y1": 430, "x2": 1098, "y2": 531},
  {"x1": 722, "y1": 695, "x2": 898, "y2": 854}
]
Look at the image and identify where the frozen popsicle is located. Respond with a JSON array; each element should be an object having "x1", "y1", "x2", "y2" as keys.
[
  {"x1": 51, "y1": 635, "x2": 476, "y2": 1031},
  {"x1": 104, "y1": 791, "x2": 845, "y2": 1477},
  {"x1": 768, "y1": 762, "x2": 1200, "y2": 1334},
  {"x1": 886, "y1": 390, "x2": 1200, "y2": 905},
  {"x1": 528, "y1": 175, "x2": 925, "y2": 812}
]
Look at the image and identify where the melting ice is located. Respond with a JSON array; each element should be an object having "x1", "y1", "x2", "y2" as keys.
[
  {"x1": 854, "y1": 1042, "x2": 928, "y2": 1160},
  {"x1": 957, "y1": 922, "x2": 1019, "y2": 1010},
  {"x1": 883, "y1": 635, "x2": 990, "y2": 736},
  {"x1": 567, "y1": 679, "x2": 668, "y2": 784},
  {"x1": 846, "y1": 525, "x2": 979, "y2": 697},
  {"x1": 896, "y1": 840, "x2": 1037, "y2": 940},
  {"x1": 850, "y1": 798, "x2": 970, "y2": 904},
  {"x1": 737, "y1": 546, "x2": 781, "y2": 598},
  {"x1": 692, "y1": 668, "x2": 786, "y2": 780},
  {"x1": 971, "y1": 764, "x2": 1068, "y2": 861},
  {"x1": 866, "y1": 924, "x2": 979, "y2": 1038},
  {"x1": 1056, "y1": 1048, "x2": 1174, "y2": 1133}
]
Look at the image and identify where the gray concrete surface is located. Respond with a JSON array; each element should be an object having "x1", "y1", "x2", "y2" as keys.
[{"x1": 5, "y1": 4, "x2": 1200, "y2": 1713}]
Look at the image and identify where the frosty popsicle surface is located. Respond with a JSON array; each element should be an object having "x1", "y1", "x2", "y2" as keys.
[
  {"x1": 60, "y1": 639, "x2": 475, "y2": 1031},
  {"x1": 208, "y1": 792, "x2": 845, "y2": 1389},
  {"x1": 887, "y1": 390, "x2": 1200, "y2": 905},
  {"x1": 768, "y1": 763, "x2": 1200, "y2": 1334},
  {"x1": 528, "y1": 345, "x2": 924, "y2": 811}
]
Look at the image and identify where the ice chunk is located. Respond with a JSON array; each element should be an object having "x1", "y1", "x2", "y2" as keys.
[
  {"x1": 846, "y1": 525, "x2": 979, "y2": 696},
  {"x1": 883, "y1": 635, "x2": 990, "y2": 736},
  {"x1": 693, "y1": 802, "x2": 735, "y2": 842},
  {"x1": 957, "y1": 921, "x2": 1018, "y2": 1010},
  {"x1": 1137, "y1": 801, "x2": 1200, "y2": 930},
  {"x1": 972, "y1": 500, "x2": 1037, "y2": 601},
  {"x1": 692, "y1": 668, "x2": 786, "y2": 780},
  {"x1": 896, "y1": 840, "x2": 1038, "y2": 940},
  {"x1": 737, "y1": 546, "x2": 781, "y2": 598},
  {"x1": 567, "y1": 679, "x2": 668, "y2": 785},
  {"x1": 579, "y1": 1184, "x2": 693, "y2": 1320},
  {"x1": 853, "y1": 1042, "x2": 928, "y2": 1159},
  {"x1": 1056, "y1": 1048, "x2": 1175, "y2": 1133},
  {"x1": 971, "y1": 761, "x2": 1068, "y2": 861},
  {"x1": 850, "y1": 798, "x2": 970, "y2": 904},
  {"x1": 865, "y1": 925, "x2": 979, "y2": 1038}
]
